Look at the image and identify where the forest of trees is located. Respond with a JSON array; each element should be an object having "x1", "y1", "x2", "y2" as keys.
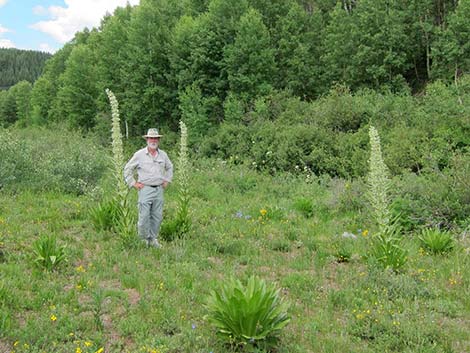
[
  {"x1": 0, "y1": 48, "x2": 51, "y2": 89},
  {"x1": 0, "y1": 0, "x2": 469, "y2": 175}
]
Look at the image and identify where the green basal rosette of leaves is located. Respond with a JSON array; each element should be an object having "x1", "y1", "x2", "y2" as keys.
[
  {"x1": 419, "y1": 228, "x2": 454, "y2": 254},
  {"x1": 32, "y1": 234, "x2": 67, "y2": 271},
  {"x1": 206, "y1": 275, "x2": 290, "y2": 350}
]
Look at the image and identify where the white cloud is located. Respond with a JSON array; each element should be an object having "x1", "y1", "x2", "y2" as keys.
[
  {"x1": 0, "y1": 24, "x2": 14, "y2": 48},
  {"x1": 38, "y1": 42, "x2": 56, "y2": 53},
  {"x1": 0, "y1": 24, "x2": 10, "y2": 34},
  {"x1": 0, "y1": 0, "x2": 8, "y2": 8},
  {"x1": 30, "y1": 0, "x2": 140, "y2": 44},
  {"x1": 33, "y1": 5, "x2": 48, "y2": 16},
  {"x1": 0, "y1": 38, "x2": 15, "y2": 48}
]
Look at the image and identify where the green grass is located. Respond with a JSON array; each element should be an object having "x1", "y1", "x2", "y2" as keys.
[{"x1": 0, "y1": 160, "x2": 469, "y2": 352}]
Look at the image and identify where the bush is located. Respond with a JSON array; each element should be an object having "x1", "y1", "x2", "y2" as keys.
[
  {"x1": 206, "y1": 276, "x2": 290, "y2": 351},
  {"x1": 391, "y1": 158, "x2": 470, "y2": 229},
  {"x1": 201, "y1": 79, "x2": 469, "y2": 182},
  {"x1": 0, "y1": 125, "x2": 107, "y2": 194}
]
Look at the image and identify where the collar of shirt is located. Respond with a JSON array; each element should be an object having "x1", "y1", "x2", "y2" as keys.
[{"x1": 146, "y1": 148, "x2": 159, "y2": 157}]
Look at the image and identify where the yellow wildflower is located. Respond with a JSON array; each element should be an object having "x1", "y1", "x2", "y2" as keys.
[
  {"x1": 50, "y1": 314, "x2": 57, "y2": 322},
  {"x1": 362, "y1": 229, "x2": 369, "y2": 237},
  {"x1": 76, "y1": 265, "x2": 86, "y2": 273},
  {"x1": 260, "y1": 209, "x2": 267, "y2": 216},
  {"x1": 85, "y1": 341, "x2": 93, "y2": 347},
  {"x1": 95, "y1": 348, "x2": 104, "y2": 353}
]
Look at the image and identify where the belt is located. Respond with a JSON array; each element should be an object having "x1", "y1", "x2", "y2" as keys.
[{"x1": 148, "y1": 184, "x2": 161, "y2": 188}]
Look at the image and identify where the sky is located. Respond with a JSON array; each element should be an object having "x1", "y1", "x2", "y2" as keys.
[{"x1": 0, "y1": 0, "x2": 139, "y2": 53}]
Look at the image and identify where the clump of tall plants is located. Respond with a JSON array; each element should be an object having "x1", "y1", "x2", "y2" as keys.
[
  {"x1": 206, "y1": 276, "x2": 290, "y2": 351},
  {"x1": 90, "y1": 89, "x2": 136, "y2": 246},
  {"x1": 161, "y1": 120, "x2": 191, "y2": 241},
  {"x1": 366, "y1": 126, "x2": 407, "y2": 271}
]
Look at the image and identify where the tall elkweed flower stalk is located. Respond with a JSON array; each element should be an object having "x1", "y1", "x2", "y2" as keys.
[
  {"x1": 177, "y1": 120, "x2": 189, "y2": 190},
  {"x1": 176, "y1": 120, "x2": 191, "y2": 233},
  {"x1": 367, "y1": 125, "x2": 391, "y2": 233},
  {"x1": 105, "y1": 88, "x2": 127, "y2": 202}
]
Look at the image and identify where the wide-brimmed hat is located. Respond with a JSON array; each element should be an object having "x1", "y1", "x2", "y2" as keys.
[{"x1": 142, "y1": 128, "x2": 163, "y2": 138}]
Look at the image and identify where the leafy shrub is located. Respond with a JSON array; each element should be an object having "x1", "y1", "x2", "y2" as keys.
[
  {"x1": 206, "y1": 276, "x2": 290, "y2": 351},
  {"x1": 32, "y1": 235, "x2": 67, "y2": 271},
  {"x1": 199, "y1": 80, "x2": 470, "y2": 182},
  {"x1": 0, "y1": 126, "x2": 107, "y2": 194},
  {"x1": 419, "y1": 228, "x2": 454, "y2": 254},
  {"x1": 391, "y1": 161, "x2": 470, "y2": 229},
  {"x1": 0, "y1": 129, "x2": 23, "y2": 188}
]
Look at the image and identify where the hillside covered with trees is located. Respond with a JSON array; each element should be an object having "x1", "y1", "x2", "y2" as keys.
[
  {"x1": 0, "y1": 48, "x2": 51, "y2": 89},
  {"x1": 0, "y1": 0, "x2": 469, "y2": 178}
]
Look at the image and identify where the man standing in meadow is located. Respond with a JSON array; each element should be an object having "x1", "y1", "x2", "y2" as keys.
[{"x1": 124, "y1": 128, "x2": 173, "y2": 248}]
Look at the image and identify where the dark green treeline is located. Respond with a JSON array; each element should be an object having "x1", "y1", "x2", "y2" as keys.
[
  {"x1": 0, "y1": 0, "x2": 469, "y2": 137},
  {"x1": 0, "y1": 48, "x2": 51, "y2": 90}
]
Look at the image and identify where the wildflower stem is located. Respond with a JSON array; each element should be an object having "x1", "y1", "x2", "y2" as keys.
[{"x1": 367, "y1": 125, "x2": 391, "y2": 233}]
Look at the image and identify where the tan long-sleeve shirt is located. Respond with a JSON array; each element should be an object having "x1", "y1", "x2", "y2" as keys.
[{"x1": 123, "y1": 147, "x2": 173, "y2": 187}]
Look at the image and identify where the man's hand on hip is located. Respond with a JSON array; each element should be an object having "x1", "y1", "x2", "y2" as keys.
[{"x1": 134, "y1": 182, "x2": 144, "y2": 190}]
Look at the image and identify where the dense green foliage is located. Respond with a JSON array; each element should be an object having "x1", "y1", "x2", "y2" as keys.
[
  {"x1": 1, "y1": 0, "x2": 469, "y2": 137},
  {"x1": 0, "y1": 48, "x2": 51, "y2": 90},
  {"x1": 0, "y1": 126, "x2": 107, "y2": 194},
  {"x1": 204, "y1": 80, "x2": 470, "y2": 180}
]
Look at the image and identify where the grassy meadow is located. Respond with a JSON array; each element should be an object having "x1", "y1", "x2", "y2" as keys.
[{"x1": 1, "y1": 150, "x2": 470, "y2": 352}]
